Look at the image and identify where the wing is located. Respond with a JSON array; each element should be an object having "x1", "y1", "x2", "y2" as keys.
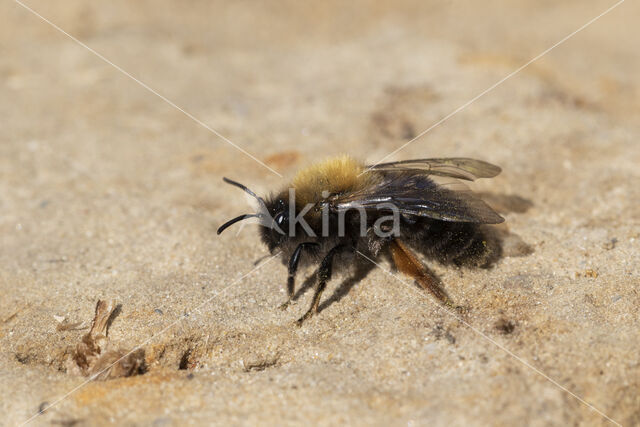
[
  {"x1": 328, "y1": 172, "x2": 504, "y2": 224},
  {"x1": 366, "y1": 158, "x2": 501, "y2": 181}
]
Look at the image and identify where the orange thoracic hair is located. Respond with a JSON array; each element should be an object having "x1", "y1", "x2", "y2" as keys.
[{"x1": 290, "y1": 155, "x2": 376, "y2": 207}]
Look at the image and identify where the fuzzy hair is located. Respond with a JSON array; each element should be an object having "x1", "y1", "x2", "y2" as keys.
[{"x1": 291, "y1": 155, "x2": 373, "y2": 207}]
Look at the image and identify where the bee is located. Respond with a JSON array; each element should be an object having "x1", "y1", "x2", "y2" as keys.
[{"x1": 217, "y1": 155, "x2": 504, "y2": 325}]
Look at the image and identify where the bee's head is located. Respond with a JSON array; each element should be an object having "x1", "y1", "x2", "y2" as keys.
[
  {"x1": 216, "y1": 178, "x2": 290, "y2": 253},
  {"x1": 259, "y1": 194, "x2": 290, "y2": 253}
]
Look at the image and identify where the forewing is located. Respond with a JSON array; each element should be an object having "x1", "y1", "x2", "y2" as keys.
[
  {"x1": 367, "y1": 158, "x2": 501, "y2": 181},
  {"x1": 330, "y1": 173, "x2": 504, "y2": 224}
]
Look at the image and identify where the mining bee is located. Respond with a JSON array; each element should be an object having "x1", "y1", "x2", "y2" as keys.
[{"x1": 217, "y1": 155, "x2": 504, "y2": 325}]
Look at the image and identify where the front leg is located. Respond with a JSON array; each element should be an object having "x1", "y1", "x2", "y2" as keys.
[
  {"x1": 280, "y1": 242, "x2": 319, "y2": 310},
  {"x1": 297, "y1": 244, "x2": 346, "y2": 325}
]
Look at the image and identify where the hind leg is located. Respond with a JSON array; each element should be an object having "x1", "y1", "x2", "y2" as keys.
[{"x1": 389, "y1": 239, "x2": 455, "y2": 308}]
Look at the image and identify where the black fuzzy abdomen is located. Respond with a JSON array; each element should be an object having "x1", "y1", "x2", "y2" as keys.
[{"x1": 403, "y1": 219, "x2": 500, "y2": 267}]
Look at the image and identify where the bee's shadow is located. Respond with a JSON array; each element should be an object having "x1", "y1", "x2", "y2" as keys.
[
  {"x1": 481, "y1": 192, "x2": 535, "y2": 261},
  {"x1": 318, "y1": 262, "x2": 377, "y2": 313},
  {"x1": 476, "y1": 192, "x2": 534, "y2": 215},
  {"x1": 290, "y1": 262, "x2": 377, "y2": 314},
  {"x1": 291, "y1": 270, "x2": 318, "y2": 302}
]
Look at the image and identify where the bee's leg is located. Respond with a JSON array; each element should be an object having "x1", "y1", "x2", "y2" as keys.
[
  {"x1": 296, "y1": 245, "x2": 346, "y2": 326},
  {"x1": 389, "y1": 239, "x2": 456, "y2": 308},
  {"x1": 280, "y1": 242, "x2": 319, "y2": 310}
]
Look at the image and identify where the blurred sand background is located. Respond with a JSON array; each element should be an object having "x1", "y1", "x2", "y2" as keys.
[{"x1": 1, "y1": 0, "x2": 639, "y2": 425}]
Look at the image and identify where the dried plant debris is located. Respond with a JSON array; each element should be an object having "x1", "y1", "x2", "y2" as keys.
[
  {"x1": 495, "y1": 318, "x2": 516, "y2": 335},
  {"x1": 576, "y1": 269, "x2": 599, "y2": 279},
  {"x1": 602, "y1": 238, "x2": 617, "y2": 250},
  {"x1": 241, "y1": 354, "x2": 281, "y2": 372},
  {"x1": 54, "y1": 315, "x2": 87, "y2": 332},
  {"x1": 66, "y1": 300, "x2": 145, "y2": 380}
]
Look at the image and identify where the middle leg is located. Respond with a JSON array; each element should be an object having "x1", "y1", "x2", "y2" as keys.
[{"x1": 297, "y1": 244, "x2": 347, "y2": 325}]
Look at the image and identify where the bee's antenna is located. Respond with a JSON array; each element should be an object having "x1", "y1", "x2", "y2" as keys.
[
  {"x1": 217, "y1": 213, "x2": 264, "y2": 235},
  {"x1": 222, "y1": 177, "x2": 266, "y2": 205}
]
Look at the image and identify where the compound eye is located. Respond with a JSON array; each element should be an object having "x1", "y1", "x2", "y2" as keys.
[{"x1": 273, "y1": 211, "x2": 287, "y2": 234}]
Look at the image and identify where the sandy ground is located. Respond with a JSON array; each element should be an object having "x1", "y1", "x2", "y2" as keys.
[{"x1": 1, "y1": 1, "x2": 639, "y2": 425}]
